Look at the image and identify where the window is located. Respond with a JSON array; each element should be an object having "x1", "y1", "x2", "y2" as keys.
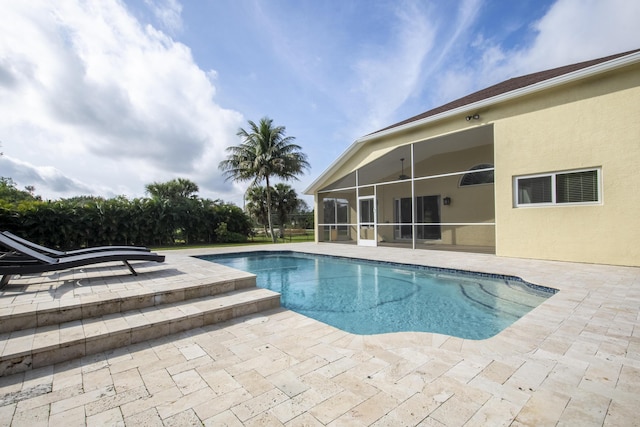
[
  {"x1": 515, "y1": 168, "x2": 600, "y2": 206},
  {"x1": 323, "y1": 198, "x2": 349, "y2": 223},
  {"x1": 517, "y1": 176, "x2": 552, "y2": 204},
  {"x1": 322, "y1": 197, "x2": 351, "y2": 241},
  {"x1": 460, "y1": 164, "x2": 494, "y2": 186},
  {"x1": 359, "y1": 198, "x2": 374, "y2": 224},
  {"x1": 556, "y1": 170, "x2": 599, "y2": 203}
]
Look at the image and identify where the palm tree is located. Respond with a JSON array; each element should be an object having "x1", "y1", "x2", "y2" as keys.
[
  {"x1": 245, "y1": 186, "x2": 270, "y2": 237},
  {"x1": 219, "y1": 117, "x2": 310, "y2": 242},
  {"x1": 272, "y1": 183, "x2": 299, "y2": 238},
  {"x1": 145, "y1": 178, "x2": 199, "y2": 202}
]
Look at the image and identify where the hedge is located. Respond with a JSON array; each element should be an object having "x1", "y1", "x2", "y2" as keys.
[{"x1": 0, "y1": 197, "x2": 252, "y2": 249}]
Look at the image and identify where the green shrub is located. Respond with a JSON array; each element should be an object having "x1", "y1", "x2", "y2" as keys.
[{"x1": 0, "y1": 197, "x2": 251, "y2": 249}]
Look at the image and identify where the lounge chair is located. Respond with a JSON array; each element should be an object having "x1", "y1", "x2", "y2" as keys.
[
  {"x1": 2, "y1": 231, "x2": 150, "y2": 257},
  {"x1": 0, "y1": 234, "x2": 165, "y2": 288}
]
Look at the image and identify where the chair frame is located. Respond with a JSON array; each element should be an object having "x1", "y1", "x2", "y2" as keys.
[{"x1": 0, "y1": 234, "x2": 164, "y2": 288}]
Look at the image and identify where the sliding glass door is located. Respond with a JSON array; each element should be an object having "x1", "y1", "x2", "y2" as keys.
[{"x1": 394, "y1": 195, "x2": 441, "y2": 240}]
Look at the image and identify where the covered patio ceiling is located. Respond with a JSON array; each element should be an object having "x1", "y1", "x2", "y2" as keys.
[{"x1": 356, "y1": 124, "x2": 494, "y2": 186}]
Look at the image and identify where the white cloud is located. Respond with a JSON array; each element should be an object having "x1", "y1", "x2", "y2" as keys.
[
  {"x1": 518, "y1": 0, "x2": 640, "y2": 71},
  {"x1": 143, "y1": 0, "x2": 183, "y2": 34},
  {"x1": 430, "y1": 0, "x2": 640, "y2": 108},
  {"x1": 347, "y1": 0, "x2": 484, "y2": 136},
  {"x1": 0, "y1": 156, "x2": 94, "y2": 197},
  {"x1": 0, "y1": 0, "x2": 243, "y2": 202},
  {"x1": 344, "y1": 2, "x2": 437, "y2": 136}
]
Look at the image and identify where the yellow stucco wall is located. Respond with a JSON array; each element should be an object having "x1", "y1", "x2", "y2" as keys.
[{"x1": 493, "y1": 64, "x2": 640, "y2": 266}]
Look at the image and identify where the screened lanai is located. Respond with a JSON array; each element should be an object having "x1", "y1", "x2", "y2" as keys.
[{"x1": 316, "y1": 125, "x2": 496, "y2": 253}]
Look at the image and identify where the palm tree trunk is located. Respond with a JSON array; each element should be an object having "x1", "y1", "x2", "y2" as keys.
[{"x1": 265, "y1": 176, "x2": 277, "y2": 243}]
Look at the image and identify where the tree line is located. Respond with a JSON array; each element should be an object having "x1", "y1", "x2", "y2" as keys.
[{"x1": 0, "y1": 177, "x2": 252, "y2": 248}]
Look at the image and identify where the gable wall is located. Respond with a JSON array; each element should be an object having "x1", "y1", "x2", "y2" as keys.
[{"x1": 492, "y1": 64, "x2": 640, "y2": 266}]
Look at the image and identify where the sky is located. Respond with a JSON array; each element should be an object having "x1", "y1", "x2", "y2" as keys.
[{"x1": 1, "y1": 0, "x2": 639, "y2": 206}]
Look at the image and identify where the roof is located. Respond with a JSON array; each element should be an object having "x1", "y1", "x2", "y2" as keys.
[
  {"x1": 372, "y1": 48, "x2": 640, "y2": 135},
  {"x1": 305, "y1": 48, "x2": 640, "y2": 195}
]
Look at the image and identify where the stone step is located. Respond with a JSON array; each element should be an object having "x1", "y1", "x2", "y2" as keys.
[
  {"x1": 0, "y1": 275, "x2": 255, "y2": 334},
  {"x1": 0, "y1": 287, "x2": 280, "y2": 377}
]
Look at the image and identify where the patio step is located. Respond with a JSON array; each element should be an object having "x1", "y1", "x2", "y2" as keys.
[
  {"x1": 0, "y1": 287, "x2": 280, "y2": 377},
  {"x1": 0, "y1": 275, "x2": 256, "y2": 335}
]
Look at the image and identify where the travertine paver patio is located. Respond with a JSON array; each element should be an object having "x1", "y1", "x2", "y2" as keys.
[{"x1": 1, "y1": 242, "x2": 639, "y2": 426}]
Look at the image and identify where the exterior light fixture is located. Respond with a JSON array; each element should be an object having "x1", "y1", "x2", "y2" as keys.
[
  {"x1": 443, "y1": 197, "x2": 452, "y2": 205},
  {"x1": 465, "y1": 114, "x2": 480, "y2": 121}
]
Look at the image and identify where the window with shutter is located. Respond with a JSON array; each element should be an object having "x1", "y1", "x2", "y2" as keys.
[
  {"x1": 556, "y1": 170, "x2": 598, "y2": 203},
  {"x1": 514, "y1": 168, "x2": 600, "y2": 207}
]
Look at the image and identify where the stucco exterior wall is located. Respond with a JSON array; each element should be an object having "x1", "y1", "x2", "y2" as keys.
[
  {"x1": 493, "y1": 65, "x2": 640, "y2": 266},
  {"x1": 311, "y1": 58, "x2": 639, "y2": 266}
]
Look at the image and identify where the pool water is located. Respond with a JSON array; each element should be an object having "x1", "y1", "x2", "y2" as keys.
[{"x1": 199, "y1": 251, "x2": 556, "y2": 339}]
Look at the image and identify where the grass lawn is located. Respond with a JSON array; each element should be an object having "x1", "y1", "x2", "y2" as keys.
[{"x1": 154, "y1": 231, "x2": 314, "y2": 251}]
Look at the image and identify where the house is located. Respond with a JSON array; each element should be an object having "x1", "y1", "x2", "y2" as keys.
[{"x1": 304, "y1": 48, "x2": 640, "y2": 267}]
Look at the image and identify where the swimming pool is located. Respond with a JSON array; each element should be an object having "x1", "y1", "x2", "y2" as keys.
[{"x1": 198, "y1": 251, "x2": 557, "y2": 339}]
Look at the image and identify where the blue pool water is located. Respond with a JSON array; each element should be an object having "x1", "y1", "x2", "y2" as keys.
[{"x1": 198, "y1": 251, "x2": 556, "y2": 339}]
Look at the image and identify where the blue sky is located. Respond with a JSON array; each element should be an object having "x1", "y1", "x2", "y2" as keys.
[{"x1": 1, "y1": 0, "x2": 639, "y2": 206}]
